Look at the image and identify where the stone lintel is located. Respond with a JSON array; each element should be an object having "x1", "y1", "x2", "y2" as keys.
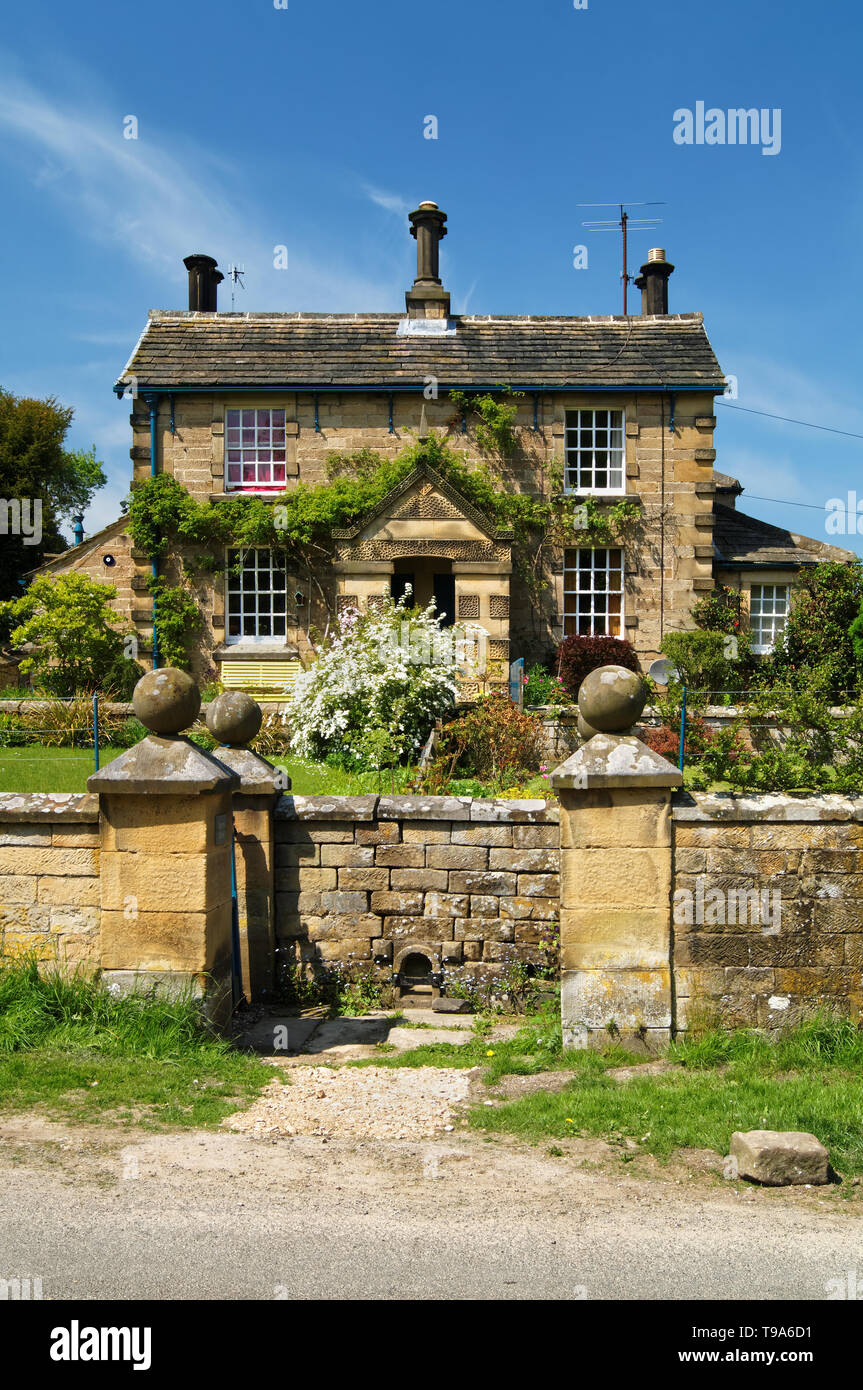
[
  {"x1": 551, "y1": 735, "x2": 683, "y2": 790},
  {"x1": 88, "y1": 735, "x2": 240, "y2": 796}
]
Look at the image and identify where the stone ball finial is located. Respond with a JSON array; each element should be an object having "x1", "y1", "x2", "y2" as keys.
[
  {"x1": 205, "y1": 690, "x2": 263, "y2": 747},
  {"x1": 578, "y1": 664, "x2": 647, "y2": 733},
  {"x1": 132, "y1": 667, "x2": 201, "y2": 735}
]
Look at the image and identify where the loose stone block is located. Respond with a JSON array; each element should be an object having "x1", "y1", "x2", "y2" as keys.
[{"x1": 729, "y1": 1130, "x2": 830, "y2": 1186}]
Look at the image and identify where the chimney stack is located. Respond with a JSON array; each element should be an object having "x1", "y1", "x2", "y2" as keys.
[
  {"x1": 634, "y1": 248, "x2": 674, "y2": 315},
  {"x1": 183, "y1": 254, "x2": 224, "y2": 312},
  {"x1": 405, "y1": 202, "x2": 450, "y2": 319}
]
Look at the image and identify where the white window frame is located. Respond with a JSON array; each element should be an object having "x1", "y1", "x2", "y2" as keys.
[
  {"x1": 563, "y1": 547, "x2": 625, "y2": 638},
  {"x1": 225, "y1": 548, "x2": 289, "y2": 645},
  {"x1": 225, "y1": 407, "x2": 288, "y2": 493},
  {"x1": 749, "y1": 582, "x2": 789, "y2": 655},
  {"x1": 563, "y1": 408, "x2": 625, "y2": 496}
]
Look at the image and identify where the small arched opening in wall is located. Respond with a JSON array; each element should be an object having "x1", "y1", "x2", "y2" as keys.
[{"x1": 393, "y1": 945, "x2": 441, "y2": 1005}]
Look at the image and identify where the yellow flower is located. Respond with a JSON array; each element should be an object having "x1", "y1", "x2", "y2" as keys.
[
  {"x1": 565, "y1": 1118, "x2": 574, "y2": 1124},
  {"x1": 486, "y1": 1049, "x2": 495, "y2": 1056}
]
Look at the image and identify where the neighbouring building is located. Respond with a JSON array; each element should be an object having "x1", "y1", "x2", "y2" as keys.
[{"x1": 33, "y1": 202, "x2": 854, "y2": 694}]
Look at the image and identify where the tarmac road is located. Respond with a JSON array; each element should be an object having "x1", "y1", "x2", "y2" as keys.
[{"x1": 1, "y1": 1116, "x2": 862, "y2": 1301}]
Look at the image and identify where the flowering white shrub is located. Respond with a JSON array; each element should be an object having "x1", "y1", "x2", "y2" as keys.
[{"x1": 285, "y1": 590, "x2": 463, "y2": 765}]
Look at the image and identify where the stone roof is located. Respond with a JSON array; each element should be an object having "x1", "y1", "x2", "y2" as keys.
[
  {"x1": 116, "y1": 311, "x2": 725, "y2": 394},
  {"x1": 713, "y1": 505, "x2": 855, "y2": 568}
]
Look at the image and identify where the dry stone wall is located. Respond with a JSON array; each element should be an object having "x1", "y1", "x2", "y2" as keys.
[
  {"x1": 673, "y1": 794, "x2": 863, "y2": 1029},
  {"x1": 274, "y1": 794, "x2": 560, "y2": 988},
  {"x1": 0, "y1": 794, "x2": 100, "y2": 970}
]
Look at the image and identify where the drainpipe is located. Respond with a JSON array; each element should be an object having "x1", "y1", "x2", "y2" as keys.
[{"x1": 144, "y1": 393, "x2": 161, "y2": 669}]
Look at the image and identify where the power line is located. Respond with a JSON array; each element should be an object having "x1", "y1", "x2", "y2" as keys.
[
  {"x1": 717, "y1": 399, "x2": 863, "y2": 441},
  {"x1": 742, "y1": 494, "x2": 830, "y2": 512}
]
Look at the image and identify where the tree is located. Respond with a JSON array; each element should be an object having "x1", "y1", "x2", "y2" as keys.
[
  {"x1": 0, "y1": 389, "x2": 106, "y2": 600},
  {"x1": 769, "y1": 561, "x2": 863, "y2": 700},
  {"x1": 0, "y1": 573, "x2": 138, "y2": 697}
]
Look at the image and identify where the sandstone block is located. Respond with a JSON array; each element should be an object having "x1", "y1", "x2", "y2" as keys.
[
  {"x1": 390, "y1": 868, "x2": 448, "y2": 891},
  {"x1": 369, "y1": 890, "x2": 423, "y2": 915},
  {"x1": 337, "y1": 867, "x2": 389, "y2": 891},
  {"x1": 729, "y1": 1130, "x2": 829, "y2": 1186},
  {"x1": 374, "y1": 844, "x2": 425, "y2": 868},
  {"x1": 425, "y1": 892, "x2": 470, "y2": 919},
  {"x1": 402, "y1": 824, "x2": 452, "y2": 845},
  {"x1": 489, "y1": 849, "x2": 559, "y2": 873},
  {"x1": 0, "y1": 875, "x2": 37, "y2": 904},
  {"x1": 320, "y1": 891, "x2": 368, "y2": 914},
  {"x1": 452, "y1": 825, "x2": 513, "y2": 848},
  {"x1": 449, "y1": 871, "x2": 517, "y2": 896},
  {"x1": 320, "y1": 844, "x2": 375, "y2": 867},
  {"x1": 426, "y1": 846, "x2": 488, "y2": 871}
]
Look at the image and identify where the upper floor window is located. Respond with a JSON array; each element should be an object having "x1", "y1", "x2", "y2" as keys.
[
  {"x1": 563, "y1": 547, "x2": 624, "y2": 638},
  {"x1": 226, "y1": 548, "x2": 287, "y2": 643},
  {"x1": 226, "y1": 409, "x2": 286, "y2": 492},
  {"x1": 749, "y1": 583, "x2": 789, "y2": 655},
  {"x1": 564, "y1": 409, "x2": 625, "y2": 494}
]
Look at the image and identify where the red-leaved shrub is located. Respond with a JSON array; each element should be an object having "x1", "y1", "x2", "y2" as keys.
[
  {"x1": 644, "y1": 717, "x2": 714, "y2": 760},
  {"x1": 555, "y1": 635, "x2": 641, "y2": 700}
]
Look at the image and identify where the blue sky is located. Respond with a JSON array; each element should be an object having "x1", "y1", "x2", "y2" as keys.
[{"x1": 1, "y1": 0, "x2": 862, "y2": 550}]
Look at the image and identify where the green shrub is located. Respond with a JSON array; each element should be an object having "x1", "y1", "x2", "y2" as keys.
[
  {"x1": 523, "y1": 663, "x2": 570, "y2": 706},
  {"x1": 767, "y1": 561, "x2": 863, "y2": 700},
  {"x1": 428, "y1": 692, "x2": 544, "y2": 789}
]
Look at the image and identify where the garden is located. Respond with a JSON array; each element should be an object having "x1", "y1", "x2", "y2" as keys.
[{"x1": 5, "y1": 558, "x2": 863, "y2": 798}]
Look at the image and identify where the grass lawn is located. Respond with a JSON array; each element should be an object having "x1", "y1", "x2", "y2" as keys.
[
  {"x1": 360, "y1": 1010, "x2": 863, "y2": 1180},
  {"x1": 0, "y1": 744, "x2": 553, "y2": 799}
]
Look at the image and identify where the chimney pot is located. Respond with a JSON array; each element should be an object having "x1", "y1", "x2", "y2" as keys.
[
  {"x1": 405, "y1": 202, "x2": 450, "y2": 319},
  {"x1": 183, "y1": 253, "x2": 224, "y2": 312},
  {"x1": 634, "y1": 248, "x2": 674, "y2": 315}
]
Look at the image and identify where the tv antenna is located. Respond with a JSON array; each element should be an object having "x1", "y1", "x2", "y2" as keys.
[
  {"x1": 579, "y1": 202, "x2": 664, "y2": 314},
  {"x1": 227, "y1": 263, "x2": 245, "y2": 310}
]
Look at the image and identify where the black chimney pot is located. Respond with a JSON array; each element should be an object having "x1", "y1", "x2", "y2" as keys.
[
  {"x1": 634, "y1": 248, "x2": 674, "y2": 316},
  {"x1": 183, "y1": 254, "x2": 224, "y2": 312}
]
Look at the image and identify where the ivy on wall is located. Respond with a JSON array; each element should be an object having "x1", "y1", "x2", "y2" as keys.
[{"x1": 126, "y1": 433, "x2": 643, "y2": 637}]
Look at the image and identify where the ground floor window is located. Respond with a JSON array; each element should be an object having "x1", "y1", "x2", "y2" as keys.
[
  {"x1": 563, "y1": 547, "x2": 624, "y2": 637},
  {"x1": 749, "y1": 583, "x2": 789, "y2": 654},
  {"x1": 226, "y1": 548, "x2": 287, "y2": 641}
]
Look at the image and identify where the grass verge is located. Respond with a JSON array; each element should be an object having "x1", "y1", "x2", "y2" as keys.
[
  {"x1": 362, "y1": 1008, "x2": 863, "y2": 1179},
  {"x1": 0, "y1": 958, "x2": 271, "y2": 1129}
]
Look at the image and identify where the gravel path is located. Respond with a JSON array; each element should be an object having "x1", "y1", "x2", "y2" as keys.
[{"x1": 226, "y1": 1065, "x2": 477, "y2": 1140}]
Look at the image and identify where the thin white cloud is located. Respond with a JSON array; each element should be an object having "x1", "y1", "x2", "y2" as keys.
[
  {"x1": 363, "y1": 184, "x2": 411, "y2": 218},
  {"x1": 0, "y1": 69, "x2": 404, "y2": 310}
]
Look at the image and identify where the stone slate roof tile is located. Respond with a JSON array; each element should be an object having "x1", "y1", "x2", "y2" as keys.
[
  {"x1": 116, "y1": 311, "x2": 725, "y2": 393},
  {"x1": 713, "y1": 505, "x2": 855, "y2": 567}
]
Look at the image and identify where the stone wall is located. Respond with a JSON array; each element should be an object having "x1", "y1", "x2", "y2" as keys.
[
  {"x1": 673, "y1": 794, "x2": 863, "y2": 1030},
  {"x1": 274, "y1": 794, "x2": 559, "y2": 987},
  {"x1": 120, "y1": 388, "x2": 718, "y2": 676},
  {"x1": 0, "y1": 794, "x2": 100, "y2": 969}
]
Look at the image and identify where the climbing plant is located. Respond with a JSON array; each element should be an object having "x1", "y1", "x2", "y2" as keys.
[
  {"x1": 126, "y1": 434, "x2": 643, "y2": 614},
  {"x1": 448, "y1": 387, "x2": 524, "y2": 458}
]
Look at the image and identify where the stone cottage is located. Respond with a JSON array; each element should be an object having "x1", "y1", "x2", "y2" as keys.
[{"x1": 35, "y1": 201, "x2": 852, "y2": 692}]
